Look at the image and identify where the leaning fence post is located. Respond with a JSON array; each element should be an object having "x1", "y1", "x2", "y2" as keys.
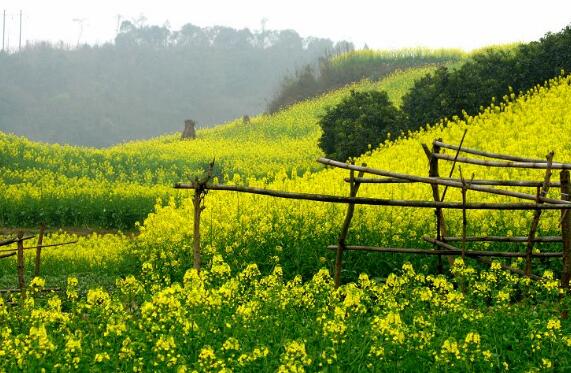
[
  {"x1": 34, "y1": 225, "x2": 45, "y2": 277},
  {"x1": 525, "y1": 151, "x2": 554, "y2": 276},
  {"x1": 191, "y1": 160, "x2": 215, "y2": 272},
  {"x1": 16, "y1": 232, "x2": 25, "y2": 296},
  {"x1": 560, "y1": 170, "x2": 571, "y2": 292},
  {"x1": 335, "y1": 163, "x2": 366, "y2": 288},
  {"x1": 192, "y1": 181, "x2": 205, "y2": 272},
  {"x1": 423, "y1": 139, "x2": 448, "y2": 273}
]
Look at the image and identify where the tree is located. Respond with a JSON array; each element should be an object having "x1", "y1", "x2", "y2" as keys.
[{"x1": 318, "y1": 90, "x2": 405, "y2": 161}]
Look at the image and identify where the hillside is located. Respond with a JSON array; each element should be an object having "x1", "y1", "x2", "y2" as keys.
[
  {"x1": 0, "y1": 65, "x2": 438, "y2": 228},
  {"x1": 0, "y1": 23, "x2": 339, "y2": 147},
  {"x1": 1, "y1": 70, "x2": 570, "y2": 372},
  {"x1": 140, "y1": 74, "x2": 571, "y2": 277}
]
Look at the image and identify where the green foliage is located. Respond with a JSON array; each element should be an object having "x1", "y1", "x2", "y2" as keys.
[
  {"x1": 268, "y1": 48, "x2": 465, "y2": 113},
  {"x1": 0, "y1": 68, "x2": 429, "y2": 229},
  {"x1": 0, "y1": 23, "x2": 336, "y2": 147},
  {"x1": 318, "y1": 90, "x2": 405, "y2": 161},
  {"x1": 402, "y1": 24, "x2": 571, "y2": 128}
]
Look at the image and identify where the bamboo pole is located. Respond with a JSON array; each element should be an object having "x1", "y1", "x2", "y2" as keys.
[
  {"x1": 0, "y1": 235, "x2": 34, "y2": 247},
  {"x1": 327, "y1": 244, "x2": 562, "y2": 258},
  {"x1": 317, "y1": 157, "x2": 571, "y2": 206},
  {"x1": 440, "y1": 129, "x2": 467, "y2": 202},
  {"x1": 442, "y1": 236, "x2": 562, "y2": 243},
  {"x1": 335, "y1": 164, "x2": 366, "y2": 288},
  {"x1": 189, "y1": 159, "x2": 215, "y2": 273},
  {"x1": 561, "y1": 170, "x2": 571, "y2": 291},
  {"x1": 431, "y1": 152, "x2": 571, "y2": 170},
  {"x1": 0, "y1": 287, "x2": 59, "y2": 294},
  {"x1": 459, "y1": 168, "x2": 474, "y2": 261},
  {"x1": 0, "y1": 240, "x2": 78, "y2": 253},
  {"x1": 433, "y1": 140, "x2": 547, "y2": 163},
  {"x1": 16, "y1": 232, "x2": 25, "y2": 295},
  {"x1": 422, "y1": 238, "x2": 562, "y2": 257},
  {"x1": 192, "y1": 183, "x2": 204, "y2": 272},
  {"x1": 174, "y1": 183, "x2": 571, "y2": 210},
  {"x1": 348, "y1": 177, "x2": 561, "y2": 188},
  {"x1": 0, "y1": 252, "x2": 16, "y2": 259},
  {"x1": 34, "y1": 225, "x2": 45, "y2": 277},
  {"x1": 525, "y1": 152, "x2": 554, "y2": 276}
]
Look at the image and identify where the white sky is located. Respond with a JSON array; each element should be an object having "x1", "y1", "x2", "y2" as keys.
[{"x1": 2, "y1": 0, "x2": 571, "y2": 51}]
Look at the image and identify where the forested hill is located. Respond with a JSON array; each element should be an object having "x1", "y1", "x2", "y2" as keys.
[{"x1": 0, "y1": 22, "x2": 348, "y2": 147}]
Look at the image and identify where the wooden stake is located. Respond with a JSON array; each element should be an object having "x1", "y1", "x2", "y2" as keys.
[
  {"x1": 423, "y1": 139, "x2": 449, "y2": 272},
  {"x1": 192, "y1": 183, "x2": 204, "y2": 272},
  {"x1": 34, "y1": 225, "x2": 45, "y2": 277},
  {"x1": 525, "y1": 152, "x2": 554, "y2": 276},
  {"x1": 16, "y1": 232, "x2": 25, "y2": 296},
  {"x1": 190, "y1": 159, "x2": 215, "y2": 272},
  {"x1": 440, "y1": 129, "x2": 467, "y2": 202},
  {"x1": 335, "y1": 163, "x2": 366, "y2": 288},
  {"x1": 560, "y1": 170, "x2": 571, "y2": 292}
]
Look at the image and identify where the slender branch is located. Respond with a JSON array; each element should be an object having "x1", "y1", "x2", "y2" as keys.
[
  {"x1": 327, "y1": 244, "x2": 563, "y2": 258},
  {"x1": 442, "y1": 236, "x2": 562, "y2": 243},
  {"x1": 433, "y1": 141, "x2": 547, "y2": 163},
  {"x1": 0, "y1": 235, "x2": 35, "y2": 247},
  {"x1": 317, "y1": 158, "x2": 571, "y2": 205},
  {"x1": 0, "y1": 241, "x2": 78, "y2": 253},
  {"x1": 347, "y1": 177, "x2": 561, "y2": 187},
  {"x1": 440, "y1": 129, "x2": 467, "y2": 202},
  {"x1": 422, "y1": 237, "x2": 561, "y2": 257},
  {"x1": 432, "y1": 152, "x2": 571, "y2": 170},
  {"x1": 525, "y1": 151, "x2": 554, "y2": 276}
]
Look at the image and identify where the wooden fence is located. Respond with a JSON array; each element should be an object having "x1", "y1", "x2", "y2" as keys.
[
  {"x1": 175, "y1": 135, "x2": 571, "y2": 293},
  {"x1": 0, "y1": 226, "x2": 76, "y2": 296}
]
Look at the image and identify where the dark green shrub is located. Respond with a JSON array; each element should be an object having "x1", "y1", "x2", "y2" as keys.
[
  {"x1": 318, "y1": 90, "x2": 405, "y2": 161},
  {"x1": 402, "y1": 24, "x2": 571, "y2": 129}
]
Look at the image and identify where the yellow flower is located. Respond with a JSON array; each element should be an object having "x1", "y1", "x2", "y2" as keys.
[
  {"x1": 546, "y1": 318, "x2": 561, "y2": 331},
  {"x1": 94, "y1": 352, "x2": 110, "y2": 363}
]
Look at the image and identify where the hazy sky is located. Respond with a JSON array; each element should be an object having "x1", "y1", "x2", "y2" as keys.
[{"x1": 2, "y1": 0, "x2": 571, "y2": 51}]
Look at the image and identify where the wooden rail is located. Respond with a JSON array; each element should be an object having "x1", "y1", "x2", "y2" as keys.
[
  {"x1": 318, "y1": 158, "x2": 571, "y2": 205},
  {"x1": 0, "y1": 231, "x2": 77, "y2": 296},
  {"x1": 433, "y1": 140, "x2": 547, "y2": 163},
  {"x1": 432, "y1": 152, "x2": 571, "y2": 170},
  {"x1": 175, "y1": 138, "x2": 571, "y2": 294},
  {"x1": 327, "y1": 244, "x2": 563, "y2": 258},
  {"x1": 347, "y1": 177, "x2": 562, "y2": 188},
  {"x1": 422, "y1": 237, "x2": 562, "y2": 257},
  {"x1": 174, "y1": 183, "x2": 571, "y2": 210},
  {"x1": 442, "y1": 236, "x2": 562, "y2": 243},
  {"x1": 0, "y1": 235, "x2": 34, "y2": 247}
]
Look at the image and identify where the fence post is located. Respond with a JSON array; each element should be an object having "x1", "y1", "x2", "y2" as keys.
[
  {"x1": 192, "y1": 182, "x2": 205, "y2": 272},
  {"x1": 34, "y1": 225, "x2": 45, "y2": 277},
  {"x1": 335, "y1": 163, "x2": 366, "y2": 288},
  {"x1": 560, "y1": 170, "x2": 571, "y2": 292},
  {"x1": 190, "y1": 160, "x2": 215, "y2": 273},
  {"x1": 16, "y1": 232, "x2": 25, "y2": 296},
  {"x1": 424, "y1": 139, "x2": 448, "y2": 273},
  {"x1": 525, "y1": 152, "x2": 554, "y2": 276}
]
